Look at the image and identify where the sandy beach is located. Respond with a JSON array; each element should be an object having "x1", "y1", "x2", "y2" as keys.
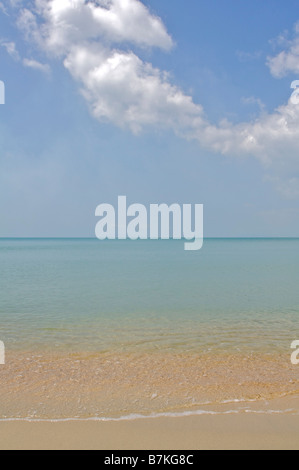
[
  {"x1": 0, "y1": 351, "x2": 298, "y2": 450},
  {"x1": 0, "y1": 412, "x2": 299, "y2": 450},
  {"x1": 1, "y1": 240, "x2": 299, "y2": 450}
]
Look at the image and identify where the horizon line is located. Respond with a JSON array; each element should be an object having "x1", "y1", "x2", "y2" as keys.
[{"x1": 0, "y1": 237, "x2": 299, "y2": 240}]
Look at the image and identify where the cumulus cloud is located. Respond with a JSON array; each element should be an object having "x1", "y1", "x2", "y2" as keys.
[
  {"x1": 17, "y1": 0, "x2": 173, "y2": 53},
  {"x1": 5, "y1": 0, "x2": 299, "y2": 198},
  {"x1": 15, "y1": 0, "x2": 196, "y2": 135},
  {"x1": 63, "y1": 36, "x2": 299, "y2": 198},
  {"x1": 64, "y1": 44, "x2": 203, "y2": 134},
  {"x1": 195, "y1": 99, "x2": 299, "y2": 160}
]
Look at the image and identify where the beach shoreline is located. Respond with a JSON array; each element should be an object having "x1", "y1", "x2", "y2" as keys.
[
  {"x1": 1, "y1": 350, "x2": 299, "y2": 449},
  {"x1": 0, "y1": 411, "x2": 298, "y2": 450}
]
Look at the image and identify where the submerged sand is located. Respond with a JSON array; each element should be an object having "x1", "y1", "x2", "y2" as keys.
[{"x1": 0, "y1": 350, "x2": 298, "y2": 420}]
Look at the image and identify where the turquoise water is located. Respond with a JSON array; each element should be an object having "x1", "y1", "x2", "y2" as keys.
[{"x1": 0, "y1": 238, "x2": 298, "y2": 354}]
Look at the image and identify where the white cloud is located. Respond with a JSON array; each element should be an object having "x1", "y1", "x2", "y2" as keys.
[
  {"x1": 0, "y1": 39, "x2": 50, "y2": 74},
  {"x1": 0, "y1": 2, "x2": 8, "y2": 15},
  {"x1": 236, "y1": 50, "x2": 262, "y2": 62},
  {"x1": 241, "y1": 96, "x2": 266, "y2": 115},
  {"x1": 65, "y1": 40, "x2": 299, "y2": 188},
  {"x1": 8, "y1": 1, "x2": 299, "y2": 198},
  {"x1": 18, "y1": 0, "x2": 173, "y2": 54},
  {"x1": 0, "y1": 40, "x2": 20, "y2": 60},
  {"x1": 64, "y1": 44, "x2": 202, "y2": 134},
  {"x1": 9, "y1": 0, "x2": 24, "y2": 7},
  {"x1": 267, "y1": 22, "x2": 299, "y2": 77},
  {"x1": 194, "y1": 99, "x2": 299, "y2": 160},
  {"x1": 23, "y1": 57, "x2": 51, "y2": 74}
]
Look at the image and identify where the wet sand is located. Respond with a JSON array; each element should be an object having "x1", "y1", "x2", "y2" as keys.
[{"x1": 0, "y1": 412, "x2": 299, "y2": 450}]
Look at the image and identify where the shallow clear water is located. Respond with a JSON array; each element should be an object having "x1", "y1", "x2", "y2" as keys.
[{"x1": 0, "y1": 238, "x2": 298, "y2": 354}]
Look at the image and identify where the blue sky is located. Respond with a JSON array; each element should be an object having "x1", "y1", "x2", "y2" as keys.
[{"x1": 0, "y1": 0, "x2": 299, "y2": 237}]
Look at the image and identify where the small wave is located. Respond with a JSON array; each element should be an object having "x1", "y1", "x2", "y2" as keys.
[{"x1": 0, "y1": 408, "x2": 297, "y2": 423}]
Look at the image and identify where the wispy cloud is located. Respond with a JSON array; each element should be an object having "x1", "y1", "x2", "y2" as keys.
[
  {"x1": 0, "y1": 40, "x2": 20, "y2": 60},
  {"x1": 241, "y1": 96, "x2": 266, "y2": 112},
  {"x1": 1, "y1": 38, "x2": 50, "y2": 75},
  {"x1": 267, "y1": 22, "x2": 299, "y2": 77},
  {"x1": 23, "y1": 58, "x2": 51, "y2": 75},
  {"x1": 236, "y1": 50, "x2": 262, "y2": 62},
  {"x1": 0, "y1": 2, "x2": 8, "y2": 15}
]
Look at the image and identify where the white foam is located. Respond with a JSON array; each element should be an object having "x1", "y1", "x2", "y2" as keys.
[{"x1": 0, "y1": 408, "x2": 297, "y2": 423}]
